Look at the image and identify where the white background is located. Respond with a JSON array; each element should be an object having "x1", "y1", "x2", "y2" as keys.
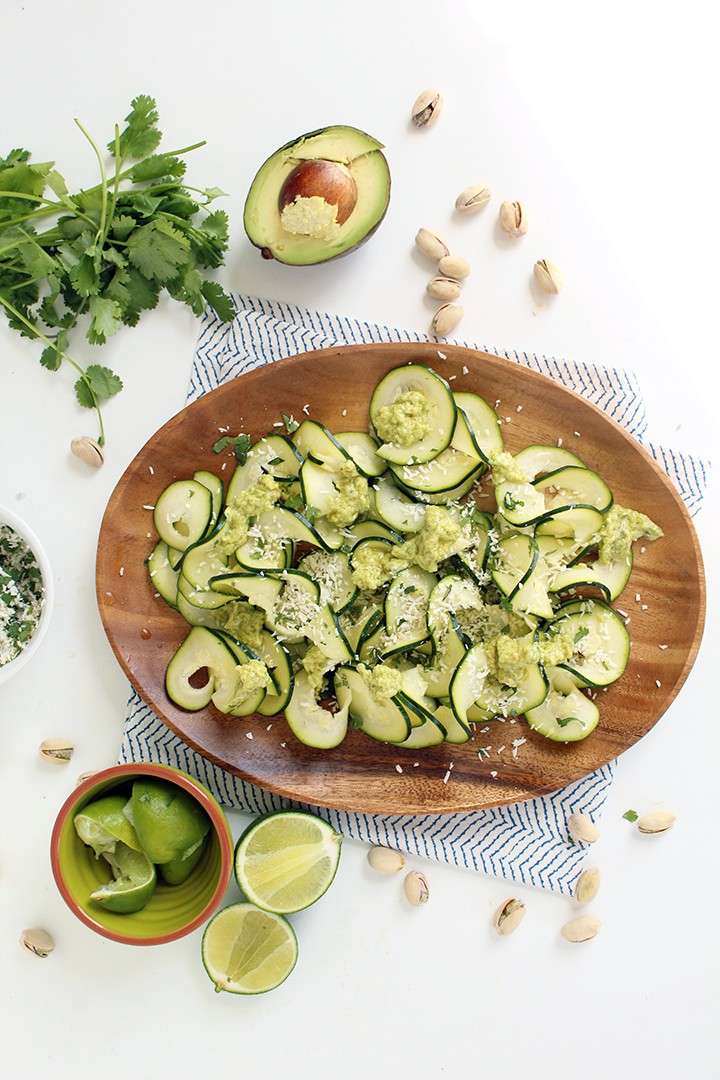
[{"x1": 1, "y1": 2, "x2": 718, "y2": 1077}]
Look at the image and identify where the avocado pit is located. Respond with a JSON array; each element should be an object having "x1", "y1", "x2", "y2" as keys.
[{"x1": 279, "y1": 160, "x2": 358, "y2": 240}]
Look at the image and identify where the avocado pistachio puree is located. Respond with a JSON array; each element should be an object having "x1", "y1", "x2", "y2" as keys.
[{"x1": 150, "y1": 361, "x2": 663, "y2": 752}]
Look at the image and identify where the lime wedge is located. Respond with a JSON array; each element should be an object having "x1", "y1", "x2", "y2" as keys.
[
  {"x1": 234, "y1": 811, "x2": 342, "y2": 914},
  {"x1": 201, "y1": 903, "x2": 297, "y2": 995},
  {"x1": 131, "y1": 779, "x2": 210, "y2": 864},
  {"x1": 90, "y1": 841, "x2": 156, "y2": 914},
  {"x1": 160, "y1": 835, "x2": 207, "y2": 885},
  {"x1": 74, "y1": 795, "x2": 141, "y2": 857}
]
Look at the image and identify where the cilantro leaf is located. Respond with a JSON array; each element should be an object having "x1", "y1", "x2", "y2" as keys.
[
  {"x1": 130, "y1": 154, "x2": 186, "y2": 182},
  {"x1": 282, "y1": 412, "x2": 299, "y2": 434},
  {"x1": 556, "y1": 716, "x2": 578, "y2": 728},
  {"x1": 111, "y1": 95, "x2": 161, "y2": 158},
  {"x1": 127, "y1": 219, "x2": 189, "y2": 282},
  {"x1": 69, "y1": 254, "x2": 99, "y2": 297},
  {"x1": 87, "y1": 296, "x2": 122, "y2": 345},
  {"x1": 84, "y1": 364, "x2": 123, "y2": 401},
  {"x1": 201, "y1": 210, "x2": 230, "y2": 246},
  {"x1": 45, "y1": 170, "x2": 68, "y2": 198},
  {"x1": 201, "y1": 279, "x2": 235, "y2": 322},
  {"x1": 622, "y1": 809, "x2": 639, "y2": 822},
  {"x1": 111, "y1": 214, "x2": 137, "y2": 241},
  {"x1": 212, "y1": 433, "x2": 252, "y2": 464},
  {"x1": 0, "y1": 148, "x2": 30, "y2": 170},
  {"x1": 39, "y1": 330, "x2": 68, "y2": 371},
  {"x1": 574, "y1": 626, "x2": 590, "y2": 644}
]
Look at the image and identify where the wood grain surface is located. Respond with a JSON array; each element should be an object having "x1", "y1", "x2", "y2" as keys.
[{"x1": 96, "y1": 344, "x2": 706, "y2": 814}]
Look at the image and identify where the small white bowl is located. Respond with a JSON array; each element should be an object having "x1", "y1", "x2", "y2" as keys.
[{"x1": 0, "y1": 504, "x2": 54, "y2": 687}]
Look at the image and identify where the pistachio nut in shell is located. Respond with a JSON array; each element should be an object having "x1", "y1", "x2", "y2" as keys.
[
  {"x1": 367, "y1": 846, "x2": 405, "y2": 874},
  {"x1": 499, "y1": 200, "x2": 527, "y2": 237},
  {"x1": 411, "y1": 89, "x2": 443, "y2": 128},
  {"x1": 71, "y1": 436, "x2": 104, "y2": 468},
  {"x1": 404, "y1": 871, "x2": 430, "y2": 905},
  {"x1": 427, "y1": 277, "x2": 462, "y2": 301},
  {"x1": 455, "y1": 185, "x2": 491, "y2": 213},
  {"x1": 574, "y1": 867, "x2": 601, "y2": 904},
  {"x1": 39, "y1": 738, "x2": 74, "y2": 764},
  {"x1": 561, "y1": 915, "x2": 601, "y2": 943},
  {"x1": 431, "y1": 303, "x2": 463, "y2": 338},
  {"x1": 494, "y1": 897, "x2": 526, "y2": 935},
  {"x1": 534, "y1": 258, "x2": 563, "y2": 294},
  {"x1": 21, "y1": 928, "x2": 55, "y2": 957},
  {"x1": 415, "y1": 228, "x2": 449, "y2": 261},
  {"x1": 637, "y1": 810, "x2": 676, "y2": 835},
  {"x1": 567, "y1": 811, "x2": 599, "y2": 844},
  {"x1": 438, "y1": 254, "x2": 470, "y2": 280}
]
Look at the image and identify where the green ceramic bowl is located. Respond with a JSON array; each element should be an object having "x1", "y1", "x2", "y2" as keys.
[{"x1": 51, "y1": 763, "x2": 233, "y2": 946}]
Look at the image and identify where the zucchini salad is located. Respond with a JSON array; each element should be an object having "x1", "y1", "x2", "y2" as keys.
[{"x1": 147, "y1": 363, "x2": 663, "y2": 751}]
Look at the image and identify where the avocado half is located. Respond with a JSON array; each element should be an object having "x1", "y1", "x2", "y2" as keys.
[{"x1": 243, "y1": 125, "x2": 391, "y2": 266}]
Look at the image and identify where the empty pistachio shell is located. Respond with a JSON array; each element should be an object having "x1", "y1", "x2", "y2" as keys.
[
  {"x1": 21, "y1": 927, "x2": 55, "y2": 957},
  {"x1": 567, "y1": 812, "x2": 599, "y2": 844},
  {"x1": 367, "y1": 846, "x2": 405, "y2": 874},
  {"x1": 455, "y1": 185, "x2": 491, "y2": 213},
  {"x1": 494, "y1": 897, "x2": 526, "y2": 935},
  {"x1": 438, "y1": 255, "x2": 470, "y2": 280},
  {"x1": 39, "y1": 738, "x2": 74, "y2": 764},
  {"x1": 499, "y1": 200, "x2": 527, "y2": 237},
  {"x1": 561, "y1": 915, "x2": 601, "y2": 943},
  {"x1": 404, "y1": 871, "x2": 430, "y2": 905},
  {"x1": 415, "y1": 228, "x2": 449, "y2": 261},
  {"x1": 70, "y1": 436, "x2": 104, "y2": 468},
  {"x1": 574, "y1": 867, "x2": 601, "y2": 904},
  {"x1": 431, "y1": 303, "x2": 463, "y2": 338},
  {"x1": 637, "y1": 810, "x2": 676, "y2": 834},
  {"x1": 411, "y1": 89, "x2": 443, "y2": 128},
  {"x1": 427, "y1": 277, "x2": 462, "y2": 301},
  {"x1": 75, "y1": 770, "x2": 98, "y2": 787},
  {"x1": 534, "y1": 259, "x2": 563, "y2": 294}
]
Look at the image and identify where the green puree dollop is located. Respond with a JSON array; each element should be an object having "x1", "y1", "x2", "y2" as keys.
[{"x1": 0, "y1": 524, "x2": 44, "y2": 667}]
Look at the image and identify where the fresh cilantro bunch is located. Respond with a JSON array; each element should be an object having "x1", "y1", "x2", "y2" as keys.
[{"x1": 0, "y1": 95, "x2": 235, "y2": 445}]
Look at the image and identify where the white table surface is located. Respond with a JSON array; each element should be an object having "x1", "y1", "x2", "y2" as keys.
[{"x1": 2, "y1": 2, "x2": 718, "y2": 1077}]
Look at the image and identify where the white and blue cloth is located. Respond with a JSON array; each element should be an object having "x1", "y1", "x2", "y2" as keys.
[{"x1": 120, "y1": 295, "x2": 708, "y2": 894}]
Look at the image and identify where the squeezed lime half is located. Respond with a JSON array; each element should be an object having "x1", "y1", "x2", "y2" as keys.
[
  {"x1": 201, "y1": 903, "x2": 298, "y2": 995},
  {"x1": 234, "y1": 811, "x2": 342, "y2": 914},
  {"x1": 90, "y1": 841, "x2": 156, "y2": 914},
  {"x1": 131, "y1": 779, "x2": 210, "y2": 864},
  {"x1": 74, "y1": 794, "x2": 141, "y2": 858}
]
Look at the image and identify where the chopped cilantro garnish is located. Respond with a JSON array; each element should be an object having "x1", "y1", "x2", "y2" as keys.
[
  {"x1": 622, "y1": 809, "x2": 639, "y2": 822},
  {"x1": 212, "y1": 433, "x2": 252, "y2": 464}
]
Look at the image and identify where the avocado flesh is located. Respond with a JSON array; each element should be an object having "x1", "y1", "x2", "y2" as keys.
[{"x1": 244, "y1": 125, "x2": 391, "y2": 266}]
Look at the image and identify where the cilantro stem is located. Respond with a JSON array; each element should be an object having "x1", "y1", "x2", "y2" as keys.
[
  {"x1": 73, "y1": 119, "x2": 108, "y2": 262},
  {"x1": 0, "y1": 293, "x2": 105, "y2": 446}
]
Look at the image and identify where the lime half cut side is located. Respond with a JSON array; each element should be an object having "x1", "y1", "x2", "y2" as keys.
[
  {"x1": 202, "y1": 903, "x2": 298, "y2": 995},
  {"x1": 90, "y1": 842, "x2": 157, "y2": 914},
  {"x1": 74, "y1": 795, "x2": 141, "y2": 857},
  {"x1": 234, "y1": 811, "x2": 342, "y2": 914}
]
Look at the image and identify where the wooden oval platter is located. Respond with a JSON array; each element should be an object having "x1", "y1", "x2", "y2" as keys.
[{"x1": 96, "y1": 343, "x2": 705, "y2": 814}]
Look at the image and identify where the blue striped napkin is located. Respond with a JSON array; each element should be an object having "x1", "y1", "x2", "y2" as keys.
[{"x1": 120, "y1": 295, "x2": 708, "y2": 895}]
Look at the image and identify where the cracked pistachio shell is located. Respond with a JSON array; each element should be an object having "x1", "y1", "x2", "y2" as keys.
[
  {"x1": 415, "y1": 228, "x2": 449, "y2": 261},
  {"x1": 637, "y1": 810, "x2": 676, "y2": 834},
  {"x1": 367, "y1": 846, "x2": 405, "y2": 874},
  {"x1": 455, "y1": 185, "x2": 491, "y2": 213},
  {"x1": 567, "y1": 812, "x2": 598, "y2": 844},
  {"x1": 561, "y1": 915, "x2": 601, "y2": 943},
  {"x1": 574, "y1": 867, "x2": 601, "y2": 904},
  {"x1": 21, "y1": 928, "x2": 55, "y2": 957},
  {"x1": 438, "y1": 255, "x2": 470, "y2": 280},
  {"x1": 494, "y1": 897, "x2": 526, "y2": 935},
  {"x1": 534, "y1": 259, "x2": 563, "y2": 294},
  {"x1": 499, "y1": 200, "x2": 527, "y2": 237},
  {"x1": 39, "y1": 739, "x2": 74, "y2": 764},
  {"x1": 431, "y1": 303, "x2": 463, "y2": 338},
  {"x1": 71, "y1": 436, "x2": 104, "y2": 468},
  {"x1": 427, "y1": 277, "x2": 463, "y2": 301},
  {"x1": 411, "y1": 89, "x2": 443, "y2": 128},
  {"x1": 404, "y1": 871, "x2": 430, "y2": 905}
]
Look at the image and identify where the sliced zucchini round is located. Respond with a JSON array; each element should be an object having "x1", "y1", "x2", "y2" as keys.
[
  {"x1": 175, "y1": 591, "x2": 229, "y2": 628},
  {"x1": 383, "y1": 566, "x2": 436, "y2": 656},
  {"x1": 533, "y1": 466, "x2": 612, "y2": 514},
  {"x1": 525, "y1": 666, "x2": 599, "y2": 741},
  {"x1": 256, "y1": 631, "x2": 294, "y2": 716},
  {"x1": 178, "y1": 574, "x2": 233, "y2": 610},
  {"x1": 165, "y1": 627, "x2": 238, "y2": 711},
  {"x1": 371, "y1": 364, "x2": 456, "y2": 465},
  {"x1": 292, "y1": 419, "x2": 350, "y2": 469},
  {"x1": 297, "y1": 551, "x2": 357, "y2": 613},
  {"x1": 551, "y1": 551, "x2": 632, "y2": 602},
  {"x1": 398, "y1": 467, "x2": 483, "y2": 505},
  {"x1": 226, "y1": 435, "x2": 303, "y2": 503},
  {"x1": 335, "y1": 667, "x2": 411, "y2": 744},
  {"x1": 552, "y1": 599, "x2": 631, "y2": 687},
  {"x1": 147, "y1": 540, "x2": 180, "y2": 608},
  {"x1": 495, "y1": 481, "x2": 547, "y2": 526},
  {"x1": 194, "y1": 470, "x2": 224, "y2": 537},
  {"x1": 449, "y1": 643, "x2": 490, "y2": 727},
  {"x1": 342, "y1": 519, "x2": 403, "y2": 547},
  {"x1": 335, "y1": 432, "x2": 387, "y2": 477},
  {"x1": 235, "y1": 534, "x2": 293, "y2": 573},
  {"x1": 208, "y1": 631, "x2": 267, "y2": 716},
  {"x1": 373, "y1": 476, "x2": 426, "y2": 534},
  {"x1": 491, "y1": 535, "x2": 538, "y2": 598},
  {"x1": 514, "y1": 444, "x2": 584, "y2": 480},
  {"x1": 181, "y1": 535, "x2": 230, "y2": 591},
  {"x1": 390, "y1": 446, "x2": 480, "y2": 495},
  {"x1": 433, "y1": 703, "x2": 471, "y2": 744},
  {"x1": 452, "y1": 392, "x2": 503, "y2": 459},
  {"x1": 535, "y1": 504, "x2": 604, "y2": 544},
  {"x1": 285, "y1": 671, "x2": 349, "y2": 749},
  {"x1": 154, "y1": 480, "x2": 212, "y2": 552},
  {"x1": 396, "y1": 700, "x2": 446, "y2": 748}
]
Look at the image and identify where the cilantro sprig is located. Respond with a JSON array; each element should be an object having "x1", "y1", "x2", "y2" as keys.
[{"x1": 0, "y1": 96, "x2": 235, "y2": 446}]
